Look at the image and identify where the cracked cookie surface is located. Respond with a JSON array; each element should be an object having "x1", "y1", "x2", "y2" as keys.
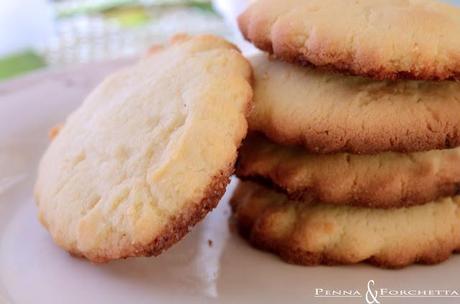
[
  {"x1": 237, "y1": 135, "x2": 460, "y2": 208},
  {"x1": 248, "y1": 54, "x2": 460, "y2": 154},
  {"x1": 35, "y1": 35, "x2": 253, "y2": 262},
  {"x1": 239, "y1": 0, "x2": 460, "y2": 80},
  {"x1": 231, "y1": 181, "x2": 460, "y2": 268}
]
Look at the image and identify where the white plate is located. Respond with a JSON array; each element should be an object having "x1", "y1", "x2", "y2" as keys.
[{"x1": 1, "y1": 61, "x2": 460, "y2": 304}]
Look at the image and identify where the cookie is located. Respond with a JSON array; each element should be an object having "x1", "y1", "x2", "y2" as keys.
[
  {"x1": 248, "y1": 54, "x2": 460, "y2": 154},
  {"x1": 231, "y1": 181, "x2": 460, "y2": 268},
  {"x1": 239, "y1": 0, "x2": 460, "y2": 80},
  {"x1": 34, "y1": 35, "x2": 253, "y2": 263},
  {"x1": 237, "y1": 135, "x2": 460, "y2": 208}
]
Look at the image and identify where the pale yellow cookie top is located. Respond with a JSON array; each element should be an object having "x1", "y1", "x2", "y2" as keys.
[
  {"x1": 239, "y1": 0, "x2": 460, "y2": 80},
  {"x1": 237, "y1": 135, "x2": 460, "y2": 208},
  {"x1": 231, "y1": 181, "x2": 460, "y2": 268},
  {"x1": 35, "y1": 35, "x2": 253, "y2": 262},
  {"x1": 248, "y1": 54, "x2": 460, "y2": 153}
]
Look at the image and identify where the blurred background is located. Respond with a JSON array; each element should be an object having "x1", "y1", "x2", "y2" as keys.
[
  {"x1": 0, "y1": 0, "x2": 253, "y2": 81},
  {"x1": 0, "y1": 0, "x2": 459, "y2": 82}
]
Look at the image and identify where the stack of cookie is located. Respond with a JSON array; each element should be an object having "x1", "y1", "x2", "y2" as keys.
[{"x1": 231, "y1": 0, "x2": 460, "y2": 268}]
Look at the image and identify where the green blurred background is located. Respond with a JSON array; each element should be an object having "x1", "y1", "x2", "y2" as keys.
[{"x1": 0, "y1": 0, "x2": 239, "y2": 81}]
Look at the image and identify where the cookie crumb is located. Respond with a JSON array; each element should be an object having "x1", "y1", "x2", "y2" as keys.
[
  {"x1": 49, "y1": 124, "x2": 64, "y2": 140},
  {"x1": 208, "y1": 239, "x2": 213, "y2": 247}
]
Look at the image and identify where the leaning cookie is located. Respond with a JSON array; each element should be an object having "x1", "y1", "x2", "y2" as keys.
[
  {"x1": 231, "y1": 181, "x2": 460, "y2": 268},
  {"x1": 35, "y1": 35, "x2": 253, "y2": 263},
  {"x1": 236, "y1": 135, "x2": 460, "y2": 208},
  {"x1": 248, "y1": 54, "x2": 460, "y2": 154},
  {"x1": 239, "y1": 0, "x2": 460, "y2": 80}
]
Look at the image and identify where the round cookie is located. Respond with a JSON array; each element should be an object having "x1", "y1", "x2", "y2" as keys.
[
  {"x1": 231, "y1": 181, "x2": 460, "y2": 268},
  {"x1": 248, "y1": 54, "x2": 460, "y2": 154},
  {"x1": 35, "y1": 35, "x2": 253, "y2": 263},
  {"x1": 239, "y1": 0, "x2": 460, "y2": 80},
  {"x1": 237, "y1": 135, "x2": 460, "y2": 208}
]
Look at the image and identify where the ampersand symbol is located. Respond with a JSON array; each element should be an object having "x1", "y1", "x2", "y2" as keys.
[{"x1": 365, "y1": 280, "x2": 380, "y2": 304}]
